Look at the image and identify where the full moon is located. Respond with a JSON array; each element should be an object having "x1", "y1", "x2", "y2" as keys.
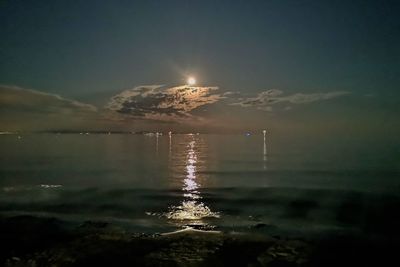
[{"x1": 187, "y1": 77, "x2": 196, "y2": 86}]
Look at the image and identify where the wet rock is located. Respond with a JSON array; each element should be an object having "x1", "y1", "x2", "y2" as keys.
[
  {"x1": 257, "y1": 240, "x2": 312, "y2": 267},
  {"x1": 252, "y1": 223, "x2": 267, "y2": 229},
  {"x1": 78, "y1": 221, "x2": 109, "y2": 229},
  {"x1": 2, "y1": 213, "x2": 398, "y2": 267},
  {"x1": 248, "y1": 215, "x2": 262, "y2": 222}
]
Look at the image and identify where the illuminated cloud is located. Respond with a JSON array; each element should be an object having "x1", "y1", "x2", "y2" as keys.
[
  {"x1": 0, "y1": 84, "x2": 354, "y2": 132},
  {"x1": 231, "y1": 89, "x2": 350, "y2": 111},
  {"x1": 106, "y1": 85, "x2": 224, "y2": 120}
]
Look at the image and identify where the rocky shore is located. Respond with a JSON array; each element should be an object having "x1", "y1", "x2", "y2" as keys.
[{"x1": 0, "y1": 215, "x2": 398, "y2": 267}]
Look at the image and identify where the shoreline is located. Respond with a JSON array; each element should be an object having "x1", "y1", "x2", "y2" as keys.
[{"x1": 1, "y1": 214, "x2": 399, "y2": 267}]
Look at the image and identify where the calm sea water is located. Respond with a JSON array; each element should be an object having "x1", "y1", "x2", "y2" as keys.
[{"x1": 0, "y1": 134, "x2": 399, "y2": 236}]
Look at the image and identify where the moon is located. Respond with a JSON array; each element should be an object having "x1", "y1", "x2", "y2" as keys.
[{"x1": 187, "y1": 77, "x2": 196, "y2": 86}]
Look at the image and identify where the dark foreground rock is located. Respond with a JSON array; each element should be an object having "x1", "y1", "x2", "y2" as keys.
[{"x1": 0, "y1": 215, "x2": 398, "y2": 267}]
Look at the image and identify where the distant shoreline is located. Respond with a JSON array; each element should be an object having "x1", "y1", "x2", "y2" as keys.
[{"x1": 0, "y1": 131, "x2": 267, "y2": 135}]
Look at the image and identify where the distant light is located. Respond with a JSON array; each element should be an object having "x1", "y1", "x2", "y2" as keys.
[
  {"x1": 187, "y1": 77, "x2": 196, "y2": 86},
  {"x1": 245, "y1": 132, "x2": 251, "y2": 136}
]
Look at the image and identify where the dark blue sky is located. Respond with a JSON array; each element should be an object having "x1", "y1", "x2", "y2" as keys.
[
  {"x1": 1, "y1": 0, "x2": 399, "y2": 95},
  {"x1": 0, "y1": 0, "x2": 399, "y2": 135}
]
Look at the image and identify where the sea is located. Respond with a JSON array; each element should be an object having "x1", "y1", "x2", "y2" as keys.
[{"x1": 0, "y1": 133, "x2": 399, "y2": 238}]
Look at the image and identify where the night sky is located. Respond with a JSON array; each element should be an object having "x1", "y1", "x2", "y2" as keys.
[{"x1": 0, "y1": 0, "x2": 399, "y2": 138}]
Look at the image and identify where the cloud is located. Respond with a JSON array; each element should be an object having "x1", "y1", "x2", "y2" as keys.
[
  {"x1": 0, "y1": 85, "x2": 97, "y2": 114},
  {"x1": 231, "y1": 89, "x2": 350, "y2": 111},
  {"x1": 106, "y1": 84, "x2": 225, "y2": 120},
  {"x1": 222, "y1": 91, "x2": 241, "y2": 97},
  {"x1": 0, "y1": 84, "x2": 353, "y2": 132},
  {"x1": 0, "y1": 85, "x2": 98, "y2": 131},
  {"x1": 257, "y1": 106, "x2": 273, "y2": 112}
]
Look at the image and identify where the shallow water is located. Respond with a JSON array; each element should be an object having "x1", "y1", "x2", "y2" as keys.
[{"x1": 0, "y1": 134, "x2": 399, "y2": 236}]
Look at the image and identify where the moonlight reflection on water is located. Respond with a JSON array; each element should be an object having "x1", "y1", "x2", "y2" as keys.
[{"x1": 166, "y1": 136, "x2": 219, "y2": 227}]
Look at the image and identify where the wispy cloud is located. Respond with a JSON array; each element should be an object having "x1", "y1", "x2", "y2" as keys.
[
  {"x1": 0, "y1": 85, "x2": 97, "y2": 113},
  {"x1": 0, "y1": 84, "x2": 354, "y2": 132},
  {"x1": 231, "y1": 89, "x2": 350, "y2": 111},
  {"x1": 0, "y1": 85, "x2": 98, "y2": 131},
  {"x1": 106, "y1": 85, "x2": 225, "y2": 120}
]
